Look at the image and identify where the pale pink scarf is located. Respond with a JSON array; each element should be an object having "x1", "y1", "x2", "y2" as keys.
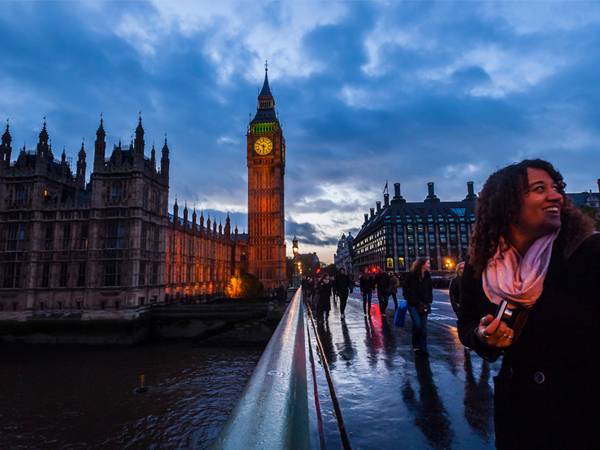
[{"x1": 482, "y1": 231, "x2": 559, "y2": 308}]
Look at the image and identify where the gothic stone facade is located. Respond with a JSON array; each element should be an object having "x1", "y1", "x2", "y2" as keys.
[
  {"x1": 246, "y1": 68, "x2": 286, "y2": 289},
  {"x1": 0, "y1": 117, "x2": 247, "y2": 312}
]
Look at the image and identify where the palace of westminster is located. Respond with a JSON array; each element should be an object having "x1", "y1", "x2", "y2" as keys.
[{"x1": 0, "y1": 69, "x2": 286, "y2": 311}]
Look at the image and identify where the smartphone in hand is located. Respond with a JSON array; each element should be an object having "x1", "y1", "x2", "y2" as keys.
[{"x1": 495, "y1": 299, "x2": 513, "y2": 324}]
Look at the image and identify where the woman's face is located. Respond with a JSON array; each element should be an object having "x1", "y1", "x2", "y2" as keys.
[
  {"x1": 423, "y1": 259, "x2": 431, "y2": 272},
  {"x1": 518, "y1": 168, "x2": 564, "y2": 237}
]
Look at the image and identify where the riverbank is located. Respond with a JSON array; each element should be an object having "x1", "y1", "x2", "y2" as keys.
[{"x1": 0, "y1": 299, "x2": 286, "y2": 345}]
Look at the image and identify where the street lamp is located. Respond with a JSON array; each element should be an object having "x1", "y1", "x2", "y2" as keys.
[
  {"x1": 444, "y1": 257, "x2": 455, "y2": 271},
  {"x1": 292, "y1": 236, "x2": 300, "y2": 287}
]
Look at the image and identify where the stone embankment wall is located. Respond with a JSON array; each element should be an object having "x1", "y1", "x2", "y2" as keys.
[{"x1": 0, "y1": 301, "x2": 285, "y2": 345}]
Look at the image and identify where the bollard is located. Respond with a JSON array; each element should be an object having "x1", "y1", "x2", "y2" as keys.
[{"x1": 134, "y1": 374, "x2": 148, "y2": 393}]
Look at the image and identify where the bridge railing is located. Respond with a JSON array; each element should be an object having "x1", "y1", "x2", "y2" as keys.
[{"x1": 211, "y1": 287, "x2": 309, "y2": 450}]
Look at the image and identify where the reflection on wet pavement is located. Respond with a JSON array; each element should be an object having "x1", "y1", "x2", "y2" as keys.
[{"x1": 309, "y1": 290, "x2": 499, "y2": 449}]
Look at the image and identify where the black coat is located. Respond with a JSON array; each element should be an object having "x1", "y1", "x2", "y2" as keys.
[
  {"x1": 359, "y1": 274, "x2": 374, "y2": 294},
  {"x1": 375, "y1": 271, "x2": 390, "y2": 293},
  {"x1": 317, "y1": 281, "x2": 332, "y2": 311},
  {"x1": 458, "y1": 233, "x2": 600, "y2": 449},
  {"x1": 449, "y1": 275, "x2": 462, "y2": 314},
  {"x1": 334, "y1": 273, "x2": 352, "y2": 298},
  {"x1": 402, "y1": 271, "x2": 433, "y2": 307}
]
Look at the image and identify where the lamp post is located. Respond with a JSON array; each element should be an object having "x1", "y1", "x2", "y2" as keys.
[{"x1": 292, "y1": 236, "x2": 300, "y2": 287}]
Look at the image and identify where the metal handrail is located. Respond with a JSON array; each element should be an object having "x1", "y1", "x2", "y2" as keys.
[{"x1": 212, "y1": 288, "x2": 309, "y2": 450}]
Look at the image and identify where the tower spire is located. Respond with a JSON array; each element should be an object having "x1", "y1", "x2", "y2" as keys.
[
  {"x1": 258, "y1": 60, "x2": 273, "y2": 100},
  {"x1": 0, "y1": 119, "x2": 12, "y2": 167},
  {"x1": 134, "y1": 112, "x2": 144, "y2": 156},
  {"x1": 94, "y1": 113, "x2": 106, "y2": 170}
]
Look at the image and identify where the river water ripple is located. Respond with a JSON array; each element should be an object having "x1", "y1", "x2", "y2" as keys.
[{"x1": 0, "y1": 343, "x2": 261, "y2": 449}]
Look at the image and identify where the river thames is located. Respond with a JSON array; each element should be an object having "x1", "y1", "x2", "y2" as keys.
[{"x1": 0, "y1": 343, "x2": 261, "y2": 449}]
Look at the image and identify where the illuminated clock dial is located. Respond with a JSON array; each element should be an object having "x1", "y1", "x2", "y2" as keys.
[{"x1": 254, "y1": 137, "x2": 273, "y2": 155}]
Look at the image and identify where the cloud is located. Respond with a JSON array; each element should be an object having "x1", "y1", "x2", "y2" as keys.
[
  {"x1": 2, "y1": 1, "x2": 600, "y2": 265},
  {"x1": 286, "y1": 220, "x2": 338, "y2": 247}
]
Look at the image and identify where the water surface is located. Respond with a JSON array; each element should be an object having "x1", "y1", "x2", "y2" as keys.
[{"x1": 0, "y1": 343, "x2": 261, "y2": 449}]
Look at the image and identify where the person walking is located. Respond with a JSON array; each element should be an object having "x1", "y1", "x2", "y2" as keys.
[
  {"x1": 359, "y1": 267, "x2": 374, "y2": 317},
  {"x1": 316, "y1": 273, "x2": 333, "y2": 323},
  {"x1": 457, "y1": 159, "x2": 600, "y2": 450},
  {"x1": 403, "y1": 257, "x2": 433, "y2": 356},
  {"x1": 388, "y1": 272, "x2": 400, "y2": 310},
  {"x1": 335, "y1": 268, "x2": 352, "y2": 319},
  {"x1": 449, "y1": 261, "x2": 465, "y2": 316},
  {"x1": 375, "y1": 268, "x2": 390, "y2": 314}
]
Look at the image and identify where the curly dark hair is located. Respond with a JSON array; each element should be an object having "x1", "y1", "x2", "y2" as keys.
[{"x1": 468, "y1": 159, "x2": 595, "y2": 276}]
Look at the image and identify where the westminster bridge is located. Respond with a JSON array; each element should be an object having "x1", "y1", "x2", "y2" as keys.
[{"x1": 213, "y1": 288, "x2": 499, "y2": 449}]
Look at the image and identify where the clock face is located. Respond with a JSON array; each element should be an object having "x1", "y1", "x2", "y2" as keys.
[{"x1": 254, "y1": 137, "x2": 273, "y2": 155}]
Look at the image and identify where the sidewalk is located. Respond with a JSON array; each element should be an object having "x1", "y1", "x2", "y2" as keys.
[{"x1": 308, "y1": 290, "x2": 499, "y2": 449}]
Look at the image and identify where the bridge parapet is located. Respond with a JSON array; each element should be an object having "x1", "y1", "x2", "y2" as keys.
[{"x1": 212, "y1": 288, "x2": 308, "y2": 449}]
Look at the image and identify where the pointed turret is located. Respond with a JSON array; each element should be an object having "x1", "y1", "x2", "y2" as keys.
[
  {"x1": 161, "y1": 135, "x2": 170, "y2": 181},
  {"x1": 36, "y1": 118, "x2": 50, "y2": 159},
  {"x1": 0, "y1": 120, "x2": 12, "y2": 167},
  {"x1": 173, "y1": 199, "x2": 179, "y2": 225},
  {"x1": 218, "y1": 221, "x2": 223, "y2": 236},
  {"x1": 225, "y1": 213, "x2": 231, "y2": 239},
  {"x1": 199, "y1": 210, "x2": 205, "y2": 229},
  {"x1": 61, "y1": 148, "x2": 67, "y2": 164},
  {"x1": 192, "y1": 208, "x2": 197, "y2": 231},
  {"x1": 183, "y1": 202, "x2": 188, "y2": 225},
  {"x1": 134, "y1": 114, "x2": 144, "y2": 157},
  {"x1": 76, "y1": 141, "x2": 86, "y2": 188},
  {"x1": 251, "y1": 61, "x2": 277, "y2": 123},
  {"x1": 94, "y1": 115, "x2": 106, "y2": 170},
  {"x1": 150, "y1": 144, "x2": 156, "y2": 170}
]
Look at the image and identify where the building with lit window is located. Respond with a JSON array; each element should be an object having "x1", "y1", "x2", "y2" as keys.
[
  {"x1": 333, "y1": 232, "x2": 354, "y2": 274},
  {"x1": 352, "y1": 182, "x2": 477, "y2": 276},
  {"x1": 0, "y1": 117, "x2": 248, "y2": 312},
  {"x1": 0, "y1": 69, "x2": 288, "y2": 312}
]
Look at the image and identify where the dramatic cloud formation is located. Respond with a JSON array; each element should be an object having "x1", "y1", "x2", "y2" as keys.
[{"x1": 1, "y1": 1, "x2": 600, "y2": 262}]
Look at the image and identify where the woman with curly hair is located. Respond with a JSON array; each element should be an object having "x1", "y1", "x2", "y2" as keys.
[{"x1": 457, "y1": 159, "x2": 599, "y2": 449}]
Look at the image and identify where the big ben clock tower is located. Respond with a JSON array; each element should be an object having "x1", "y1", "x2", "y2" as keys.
[{"x1": 247, "y1": 64, "x2": 286, "y2": 289}]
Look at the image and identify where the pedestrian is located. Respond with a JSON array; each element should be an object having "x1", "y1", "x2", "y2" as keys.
[
  {"x1": 276, "y1": 283, "x2": 287, "y2": 304},
  {"x1": 457, "y1": 159, "x2": 600, "y2": 450},
  {"x1": 402, "y1": 257, "x2": 433, "y2": 356},
  {"x1": 359, "y1": 267, "x2": 374, "y2": 317},
  {"x1": 335, "y1": 267, "x2": 352, "y2": 319},
  {"x1": 388, "y1": 272, "x2": 400, "y2": 310},
  {"x1": 449, "y1": 261, "x2": 465, "y2": 316},
  {"x1": 330, "y1": 274, "x2": 337, "y2": 304},
  {"x1": 375, "y1": 268, "x2": 390, "y2": 314},
  {"x1": 316, "y1": 273, "x2": 333, "y2": 323}
]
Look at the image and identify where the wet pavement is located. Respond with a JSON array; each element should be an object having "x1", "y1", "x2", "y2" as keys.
[{"x1": 308, "y1": 289, "x2": 500, "y2": 450}]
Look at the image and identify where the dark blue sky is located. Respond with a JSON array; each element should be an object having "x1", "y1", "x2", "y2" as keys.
[{"x1": 1, "y1": 1, "x2": 599, "y2": 262}]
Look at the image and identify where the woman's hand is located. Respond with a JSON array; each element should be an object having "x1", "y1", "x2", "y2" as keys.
[{"x1": 475, "y1": 314, "x2": 514, "y2": 348}]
